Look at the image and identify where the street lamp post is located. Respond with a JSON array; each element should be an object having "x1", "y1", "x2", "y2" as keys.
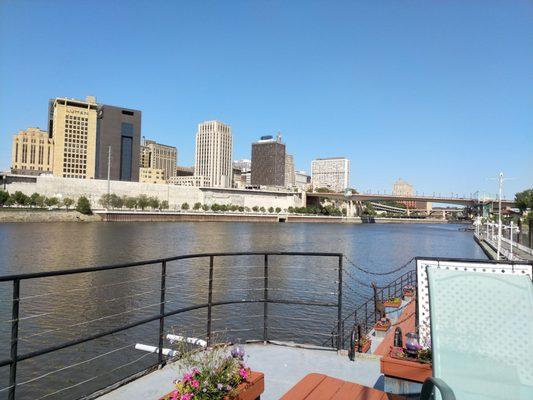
[{"x1": 496, "y1": 172, "x2": 503, "y2": 260}]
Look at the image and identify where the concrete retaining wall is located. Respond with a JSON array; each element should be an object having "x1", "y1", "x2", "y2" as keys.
[{"x1": 0, "y1": 210, "x2": 100, "y2": 223}]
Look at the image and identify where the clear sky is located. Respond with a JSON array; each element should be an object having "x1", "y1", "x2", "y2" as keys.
[{"x1": 1, "y1": 0, "x2": 532, "y2": 199}]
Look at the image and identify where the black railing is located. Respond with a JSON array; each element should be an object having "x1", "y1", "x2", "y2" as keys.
[
  {"x1": 0, "y1": 251, "x2": 343, "y2": 400},
  {"x1": 334, "y1": 268, "x2": 417, "y2": 349}
]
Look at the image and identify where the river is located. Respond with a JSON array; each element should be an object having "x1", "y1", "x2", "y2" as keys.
[{"x1": 0, "y1": 222, "x2": 485, "y2": 399}]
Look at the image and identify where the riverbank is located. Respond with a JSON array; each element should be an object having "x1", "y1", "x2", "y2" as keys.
[
  {"x1": 0, "y1": 210, "x2": 100, "y2": 222},
  {"x1": 1, "y1": 209, "x2": 458, "y2": 224}
]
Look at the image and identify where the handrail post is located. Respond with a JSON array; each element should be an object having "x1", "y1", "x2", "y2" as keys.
[
  {"x1": 158, "y1": 261, "x2": 166, "y2": 367},
  {"x1": 263, "y1": 254, "x2": 268, "y2": 343},
  {"x1": 206, "y1": 256, "x2": 214, "y2": 346},
  {"x1": 337, "y1": 255, "x2": 343, "y2": 351},
  {"x1": 9, "y1": 279, "x2": 20, "y2": 400}
]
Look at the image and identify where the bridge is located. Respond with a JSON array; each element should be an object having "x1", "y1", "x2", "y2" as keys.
[{"x1": 306, "y1": 192, "x2": 515, "y2": 208}]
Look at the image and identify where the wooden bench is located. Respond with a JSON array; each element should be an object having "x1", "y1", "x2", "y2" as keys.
[{"x1": 280, "y1": 373, "x2": 407, "y2": 400}]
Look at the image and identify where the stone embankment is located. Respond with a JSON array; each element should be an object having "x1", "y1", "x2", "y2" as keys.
[{"x1": 0, "y1": 210, "x2": 100, "y2": 223}]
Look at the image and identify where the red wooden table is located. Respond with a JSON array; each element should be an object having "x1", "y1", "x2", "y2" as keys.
[{"x1": 280, "y1": 373, "x2": 406, "y2": 400}]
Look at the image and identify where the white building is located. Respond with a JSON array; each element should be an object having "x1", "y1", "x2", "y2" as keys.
[
  {"x1": 169, "y1": 175, "x2": 211, "y2": 187},
  {"x1": 195, "y1": 121, "x2": 233, "y2": 188},
  {"x1": 295, "y1": 170, "x2": 311, "y2": 191},
  {"x1": 311, "y1": 157, "x2": 350, "y2": 193},
  {"x1": 285, "y1": 154, "x2": 295, "y2": 188}
]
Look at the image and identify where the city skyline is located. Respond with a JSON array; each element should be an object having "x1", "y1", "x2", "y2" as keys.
[{"x1": 1, "y1": 1, "x2": 532, "y2": 198}]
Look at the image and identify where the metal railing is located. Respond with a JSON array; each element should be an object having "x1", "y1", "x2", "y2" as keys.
[{"x1": 0, "y1": 251, "x2": 343, "y2": 400}]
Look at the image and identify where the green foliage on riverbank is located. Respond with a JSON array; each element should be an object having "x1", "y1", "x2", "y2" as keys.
[{"x1": 0, "y1": 190, "x2": 75, "y2": 211}]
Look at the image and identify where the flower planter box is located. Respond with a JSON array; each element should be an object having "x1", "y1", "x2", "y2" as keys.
[
  {"x1": 374, "y1": 319, "x2": 391, "y2": 332},
  {"x1": 380, "y1": 355, "x2": 432, "y2": 383},
  {"x1": 357, "y1": 340, "x2": 371, "y2": 354},
  {"x1": 402, "y1": 289, "x2": 415, "y2": 299},
  {"x1": 383, "y1": 298, "x2": 402, "y2": 308},
  {"x1": 159, "y1": 371, "x2": 264, "y2": 400}
]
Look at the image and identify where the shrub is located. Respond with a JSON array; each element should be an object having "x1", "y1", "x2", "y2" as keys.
[
  {"x1": 252, "y1": 206, "x2": 259, "y2": 212},
  {"x1": 268, "y1": 206, "x2": 274, "y2": 213},
  {"x1": 137, "y1": 194, "x2": 149, "y2": 210},
  {"x1": 275, "y1": 207, "x2": 281, "y2": 213},
  {"x1": 202, "y1": 204, "x2": 210, "y2": 211},
  {"x1": 193, "y1": 202, "x2": 202, "y2": 210},
  {"x1": 76, "y1": 196, "x2": 92, "y2": 215},
  {"x1": 182, "y1": 202, "x2": 190, "y2": 210},
  {"x1": 0, "y1": 190, "x2": 9, "y2": 206},
  {"x1": 12, "y1": 191, "x2": 29, "y2": 206},
  {"x1": 148, "y1": 197, "x2": 160, "y2": 209},
  {"x1": 124, "y1": 196, "x2": 137, "y2": 209},
  {"x1": 44, "y1": 197, "x2": 59, "y2": 208},
  {"x1": 160, "y1": 200, "x2": 169, "y2": 210},
  {"x1": 63, "y1": 197, "x2": 74, "y2": 210},
  {"x1": 259, "y1": 207, "x2": 266, "y2": 212}
]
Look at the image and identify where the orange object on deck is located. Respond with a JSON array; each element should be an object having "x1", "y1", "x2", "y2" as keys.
[
  {"x1": 279, "y1": 373, "x2": 407, "y2": 400},
  {"x1": 374, "y1": 300, "x2": 416, "y2": 357}
]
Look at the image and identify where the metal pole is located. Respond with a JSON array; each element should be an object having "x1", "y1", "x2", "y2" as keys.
[
  {"x1": 497, "y1": 172, "x2": 503, "y2": 260},
  {"x1": 337, "y1": 255, "x2": 343, "y2": 351},
  {"x1": 510, "y1": 221, "x2": 514, "y2": 260},
  {"x1": 107, "y1": 146, "x2": 111, "y2": 199},
  {"x1": 263, "y1": 254, "x2": 268, "y2": 343},
  {"x1": 158, "y1": 261, "x2": 166, "y2": 366},
  {"x1": 206, "y1": 256, "x2": 214, "y2": 345},
  {"x1": 8, "y1": 279, "x2": 20, "y2": 400}
]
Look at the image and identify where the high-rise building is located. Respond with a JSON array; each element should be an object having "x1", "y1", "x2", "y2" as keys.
[
  {"x1": 194, "y1": 121, "x2": 233, "y2": 188},
  {"x1": 251, "y1": 134, "x2": 286, "y2": 187},
  {"x1": 392, "y1": 178, "x2": 416, "y2": 208},
  {"x1": 48, "y1": 96, "x2": 99, "y2": 179},
  {"x1": 139, "y1": 167, "x2": 166, "y2": 184},
  {"x1": 295, "y1": 170, "x2": 311, "y2": 191},
  {"x1": 311, "y1": 157, "x2": 350, "y2": 192},
  {"x1": 140, "y1": 139, "x2": 177, "y2": 181},
  {"x1": 284, "y1": 154, "x2": 295, "y2": 188},
  {"x1": 11, "y1": 128, "x2": 54, "y2": 175},
  {"x1": 47, "y1": 96, "x2": 141, "y2": 181},
  {"x1": 95, "y1": 105, "x2": 141, "y2": 182}
]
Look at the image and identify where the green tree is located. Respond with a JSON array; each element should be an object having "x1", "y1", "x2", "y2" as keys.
[
  {"x1": 0, "y1": 190, "x2": 9, "y2": 207},
  {"x1": 12, "y1": 191, "x2": 29, "y2": 206},
  {"x1": 260, "y1": 206, "x2": 266, "y2": 212},
  {"x1": 268, "y1": 206, "x2": 274, "y2": 213},
  {"x1": 238, "y1": 206, "x2": 245, "y2": 212},
  {"x1": 288, "y1": 206, "x2": 294, "y2": 213},
  {"x1": 124, "y1": 196, "x2": 137, "y2": 209},
  {"x1": 181, "y1": 202, "x2": 190, "y2": 210},
  {"x1": 137, "y1": 194, "x2": 149, "y2": 210},
  {"x1": 202, "y1": 204, "x2": 210, "y2": 211},
  {"x1": 315, "y1": 187, "x2": 334, "y2": 193},
  {"x1": 63, "y1": 197, "x2": 74, "y2": 210},
  {"x1": 30, "y1": 192, "x2": 40, "y2": 207},
  {"x1": 275, "y1": 207, "x2": 281, "y2": 213},
  {"x1": 110, "y1": 194, "x2": 123, "y2": 209},
  {"x1": 211, "y1": 203, "x2": 220, "y2": 212},
  {"x1": 99, "y1": 193, "x2": 112, "y2": 209},
  {"x1": 193, "y1": 202, "x2": 202, "y2": 210},
  {"x1": 252, "y1": 206, "x2": 259, "y2": 212},
  {"x1": 45, "y1": 196, "x2": 59, "y2": 208},
  {"x1": 76, "y1": 196, "x2": 92, "y2": 215},
  {"x1": 148, "y1": 197, "x2": 160, "y2": 209},
  {"x1": 515, "y1": 189, "x2": 533, "y2": 213},
  {"x1": 160, "y1": 200, "x2": 169, "y2": 210}
]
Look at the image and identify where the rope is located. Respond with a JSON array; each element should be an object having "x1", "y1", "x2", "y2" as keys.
[{"x1": 344, "y1": 255, "x2": 415, "y2": 276}]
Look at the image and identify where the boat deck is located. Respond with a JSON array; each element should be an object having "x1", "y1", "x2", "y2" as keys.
[{"x1": 98, "y1": 342, "x2": 383, "y2": 400}]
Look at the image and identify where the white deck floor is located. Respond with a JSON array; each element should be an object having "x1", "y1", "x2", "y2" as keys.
[{"x1": 98, "y1": 342, "x2": 382, "y2": 400}]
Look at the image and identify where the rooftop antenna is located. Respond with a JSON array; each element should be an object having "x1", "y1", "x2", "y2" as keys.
[{"x1": 277, "y1": 131, "x2": 282, "y2": 142}]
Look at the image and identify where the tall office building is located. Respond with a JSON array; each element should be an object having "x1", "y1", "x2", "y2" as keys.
[
  {"x1": 194, "y1": 121, "x2": 233, "y2": 188},
  {"x1": 11, "y1": 128, "x2": 54, "y2": 175},
  {"x1": 140, "y1": 139, "x2": 177, "y2": 181},
  {"x1": 311, "y1": 157, "x2": 350, "y2": 192},
  {"x1": 284, "y1": 154, "x2": 295, "y2": 188},
  {"x1": 392, "y1": 178, "x2": 416, "y2": 208},
  {"x1": 251, "y1": 134, "x2": 286, "y2": 187},
  {"x1": 95, "y1": 105, "x2": 141, "y2": 182},
  {"x1": 48, "y1": 96, "x2": 141, "y2": 181},
  {"x1": 48, "y1": 96, "x2": 99, "y2": 179}
]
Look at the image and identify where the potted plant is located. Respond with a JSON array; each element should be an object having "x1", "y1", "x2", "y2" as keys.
[
  {"x1": 357, "y1": 335, "x2": 372, "y2": 353},
  {"x1": 383, "y1": 297, "x2": 402, "y2": 308},
  {"x1": 402, "y1": 285, "x2": 415, "y2": 298},
  {"x1": 160, "y1": 345, "x2": 264, "y2": 400},
  {"x1": 374, "y1": 317, "x2": 391, "y2": 332}
]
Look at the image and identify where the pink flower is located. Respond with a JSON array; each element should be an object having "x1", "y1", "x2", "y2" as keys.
[
  {"x1": 180, "y1": 394, "x2": 193, "y2": 400},
  {"x1": 170, "y1": 390, "x2": 179, "y2": 400},
  {"x1": 192, "y1": 367, "x2": 200, "y2": 375},
  {"x1": 191, "y1": 380, "x2": 200, "y2": 389},
  {"x1": 183, "y1": 373, "x2": 192, "y2": 382},
  {"x1": 239, "y1": 368, "x2": 249, "y2": 380}
]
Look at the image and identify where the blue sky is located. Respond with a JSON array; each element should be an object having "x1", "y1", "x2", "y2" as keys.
[{"x1": 1, "y1": 0, "x2": 532, "y2": 198}]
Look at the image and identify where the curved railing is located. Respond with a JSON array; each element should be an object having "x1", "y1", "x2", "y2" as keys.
[{"x1": 0, "y1": 251, "x2": 343, "y2": 400}]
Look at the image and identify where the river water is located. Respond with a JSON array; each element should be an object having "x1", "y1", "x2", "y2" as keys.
[{"x1": 0, "y1": 222, "x2": 485, "y2": 399}]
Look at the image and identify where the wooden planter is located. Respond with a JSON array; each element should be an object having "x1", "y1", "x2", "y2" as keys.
[
  {"x1": 383, "y1": 299, "x2": 402, "y2": 308},
  {"x1": 380, "y1": 355, "x2": 432, "y2": 383},
  {"x1": 374, "y1": 319, "x2": 391, "y2": 332},
  {"x1": 402, "y1": 289, "x2": 415, "y2": 298},
  {"x1": 357, "y1": 340, "x2": 371, "y2": 354},
  {"x1": 159, "y1": 371, "x2": 264, "y2": 400}
]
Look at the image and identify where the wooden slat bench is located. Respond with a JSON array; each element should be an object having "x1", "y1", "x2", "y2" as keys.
[{"x1": 280, "y1": 373, "x2": 407, "y2": 400}]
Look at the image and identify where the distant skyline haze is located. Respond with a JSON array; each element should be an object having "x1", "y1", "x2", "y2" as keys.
[{"x1": 1, "y1": 0, "x2": 532, "y2": 198}]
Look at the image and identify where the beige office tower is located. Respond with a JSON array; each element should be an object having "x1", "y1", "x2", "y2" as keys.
[
  {"x1": 194, "y1": 121, "x2": 233, "y2": 188},
  {"x1": 48, "y1": 96, "x2": 98, "y2": 179},
  {"x1": 140, "y1": 139, "x2": 177, "y2": 181},
  {"x1": 311, "y1": 157, "x2": 350, "y2": 192},
  {"x1": 285, "y1": 153, "x2": 295, "y2": 188},
  {"x1": 11, "y1": 128, "x2": 54, "y2": 175}
]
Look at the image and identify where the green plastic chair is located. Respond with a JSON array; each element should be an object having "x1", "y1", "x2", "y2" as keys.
[{"x1": 426, "y1": 266, "x2": 533, "y2": 399}]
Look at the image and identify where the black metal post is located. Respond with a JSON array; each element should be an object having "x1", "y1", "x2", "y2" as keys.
[
  {"x1": 158, "y1": 261, "x2": 166, "y2": 366},
  {"x1": 9, "y1": 279, "x2": 20, "y2": 400},
  {"x1": 263, "y1": 254, "x2": 268, "y2": 342},
  {"x1": 364, "y1": 302, "x2": 368, "y2": 333},
  {"x1": 206, "y1": 256, "x2": 214, "y2": 345},
  {"x1": 337, "y1": 256, "x2": 343, "y2": 351}
]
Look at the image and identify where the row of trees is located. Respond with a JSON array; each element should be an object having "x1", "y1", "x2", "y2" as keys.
[
  {"x1": 0, "y1": 190, "x2": 92, "y2": 215},
  {"x1": 99, "y1": 194, "x2": 169, "y2": 211}
]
